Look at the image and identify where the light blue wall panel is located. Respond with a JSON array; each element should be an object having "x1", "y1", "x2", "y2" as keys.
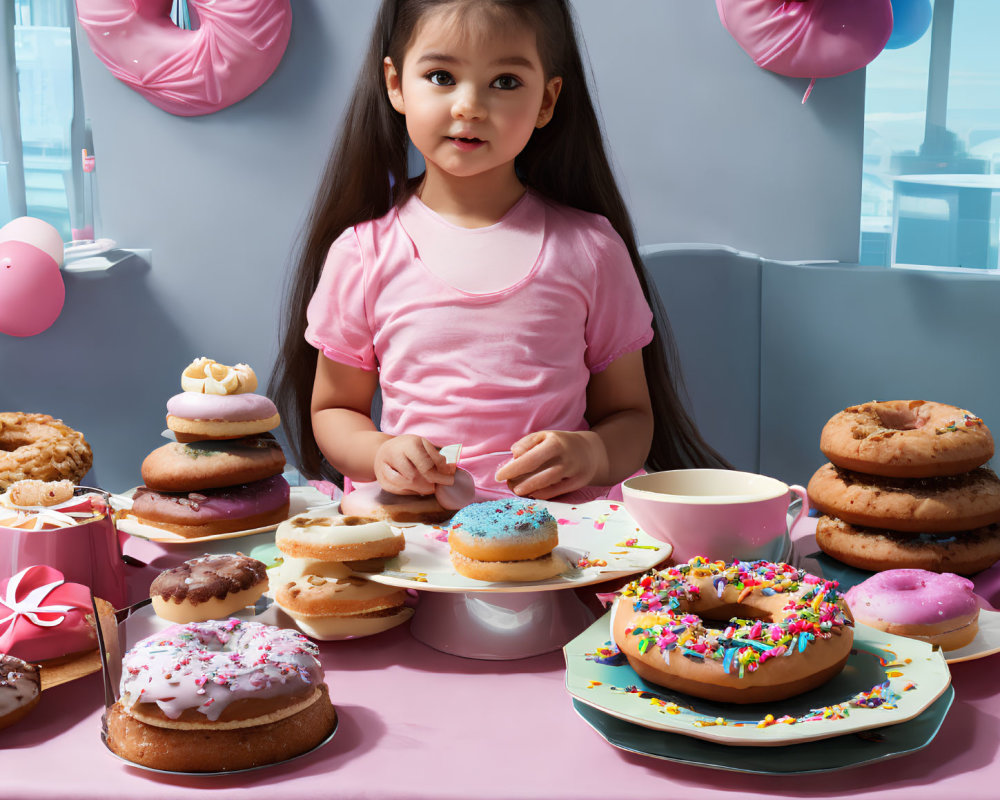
[{"x1": 759, "y1": 263, "x2": 1000, "y2": 486}]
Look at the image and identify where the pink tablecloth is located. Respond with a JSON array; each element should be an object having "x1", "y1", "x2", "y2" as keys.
[{"x1": 4, "y1": 522, "x2": 999, "y2": 800}]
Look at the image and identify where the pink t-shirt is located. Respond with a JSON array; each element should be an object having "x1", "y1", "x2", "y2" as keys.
[{"x1": 305, "y1": 190, "x2": 653, "y2": 499}]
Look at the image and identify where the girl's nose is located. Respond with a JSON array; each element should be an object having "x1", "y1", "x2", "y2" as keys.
[{"x1": 451, "y1": 85, "x2": 486, "y2": 120}]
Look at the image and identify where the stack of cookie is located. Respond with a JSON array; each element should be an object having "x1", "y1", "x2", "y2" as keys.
[
  {"x1": 807, "y1": 400, "x2": 1000, "y2": 575},
  {"x1": 126, "y1": 358, "x2": 290, "y2": 538},
  {"x1": 272, "y1": 513, "x2": 412, "y2": 639}
]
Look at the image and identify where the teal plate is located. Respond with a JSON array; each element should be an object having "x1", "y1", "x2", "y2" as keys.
[{"x1": 572, "y1": 686, "x2": 953, "y2": 774}]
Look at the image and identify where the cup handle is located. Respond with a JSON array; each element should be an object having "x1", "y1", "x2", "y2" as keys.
[{"x1": 788, "y1": 484, "x2": 811, "y2": 542}]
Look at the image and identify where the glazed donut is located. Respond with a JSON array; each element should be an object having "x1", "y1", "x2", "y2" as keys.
[
  {"x1": 807, "y1": 463, "x2": 1000, "y2": 533},
  {"x1": 107, "y1": 618, "x2": 336, "y2": 772},
  {"x1": 150, "y1": 554, "x2": 269, "y2": 623},
  {"x1": 166, "y1": 392, "x2": 280, "y2": 442},
  {"x1": 275, "y1": 514, "x2": 405, "y2": 562},
  {"x1": 0, "y1": 655, "x2": 40, "y2": 731},
  {"x1": 820, "y1": 400, "x2": 993, "y2": 478},
  {"x1": 448, "y1": 499, "x2": 565, "y2": 582},
  {"x1": 275, "y1": 574, "x2": 412, "y2": 640},
  {"x1": 0, "y1": 412, "x2": 93, "y2": 489},
  {"x1": 845, "y1": 569, "x2": 980, "y2": 651},
  {"x1": 141, "y1": 434, "x2": 286, "y2": 492},
  {"x1": 128, "y1": 474, "x2": 290, "y2": 538},
  {"x1": 612, "y1": 558, "x2": 854, "y2": 704},
  {"x1": 76, "y1": 0, "x2": 293, "y2": 118},
  {"x1": 815, "y1": 515, "x2": 1000, "y2": 575}
]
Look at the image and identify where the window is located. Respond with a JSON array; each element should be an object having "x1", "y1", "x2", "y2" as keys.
[
  {"x1": 862, "y1": 0, "x2": 1000, "y2": 270},
  {"x1": 0, "y1": 0, "x2": 83, "y2": 241}
]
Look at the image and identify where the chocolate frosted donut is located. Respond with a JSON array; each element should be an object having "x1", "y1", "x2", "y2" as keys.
[
  {"x1": 150, "y1": 554, "x2": 269, "y2": 623},
  {"x1": 141, "y1": 435, "x2": 286, "y2": 492},
  {"x1": 0, "y1": 654, "x2": 41, "y2": 730},
  {"x1": 129, "y1": 474, "x2": 290, "y2": 537}
]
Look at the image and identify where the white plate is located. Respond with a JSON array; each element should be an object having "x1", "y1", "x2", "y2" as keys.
[
  {"x1": 564, "y1": 612, "x2": 952, "y2": 747},
  {"x1": 940, "y1": 605, "x2": 1000, "y2": 663},
  {"x1": 113, "y1": 485, "x2": 338, "y2": 544},
  {"x1": 354, "y1": 499, "x2": 671, "y2": 594}
]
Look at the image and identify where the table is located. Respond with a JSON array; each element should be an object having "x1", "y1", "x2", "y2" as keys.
[{"x1": 4, "y1": 520, "x2": 999, "y2": 800}]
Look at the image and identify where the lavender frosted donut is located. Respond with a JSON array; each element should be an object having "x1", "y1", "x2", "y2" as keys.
[
  {"x1": 129, "y1": 474, "x2": 290, "y2": 537},
  {"x1": 166, "y1": 391, "x2": 280, "y2": 442},
  {"x1": 106, "y1": 618, "x2": 337, "y2": 772},
  {"x1": 845, "y1": 569, "x2": 980, "y2": 651}
]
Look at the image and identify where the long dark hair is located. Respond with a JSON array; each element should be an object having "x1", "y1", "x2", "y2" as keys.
[{"x1": 270, "y1": 0, "x2": 730, "y2": 483}]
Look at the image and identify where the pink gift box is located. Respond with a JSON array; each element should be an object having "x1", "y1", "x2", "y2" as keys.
[{"x1": 0, "y1": 488, "x2": 127, "y2": 608}]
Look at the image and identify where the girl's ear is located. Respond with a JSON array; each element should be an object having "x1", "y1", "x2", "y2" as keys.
[
  {"x1": 535, "y1": 76, "x2": 563, "y2": 128},
  {"x1": 384, "y1": 57, "x2": 406, "y2": 114}
]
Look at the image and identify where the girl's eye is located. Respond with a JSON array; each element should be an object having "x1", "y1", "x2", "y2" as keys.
[
  {"x1": 427, "y1": 70, "x2": 454, "y2": 86},
  {"x1": 491, "y1": 75, "x2": 522, "y2": 90}
]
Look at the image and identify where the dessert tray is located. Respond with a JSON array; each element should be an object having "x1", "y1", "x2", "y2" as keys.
[
  {"x1": 808, "y1": 552, "x2": 1000, "y2": 664},
  {"x1": 112, "y1": 485, "x2": 337, "y2": 544},
  {"x1": 563, "y1": 612, "x2": 951, "y2": 747},
  {"x1": 571, "y1": 688, "x2": 953, "y2": 775},
  {"x1": 353, "y1": 500, "x2": 671, "y2": 593}
]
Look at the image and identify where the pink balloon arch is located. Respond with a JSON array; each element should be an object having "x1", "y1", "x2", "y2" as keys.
[
  {"x1": 75, "y1": 0, "x2": 293, "y2": 117},
  {"x1": 716, "y1": 0, "x2": 894, "y2": 102}
]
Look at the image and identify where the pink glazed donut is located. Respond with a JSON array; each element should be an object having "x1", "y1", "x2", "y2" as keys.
[
  {"x1": 845, "y1": 569, "x2": 980, "y2": 651},
  {"x1": 166, "y1": 391, "x2": 280, "y2": 442}
]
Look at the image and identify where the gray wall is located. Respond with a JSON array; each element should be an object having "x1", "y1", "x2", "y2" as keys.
[{"x1": 0, "y1": 1, "x2": 866, "y2": 492}]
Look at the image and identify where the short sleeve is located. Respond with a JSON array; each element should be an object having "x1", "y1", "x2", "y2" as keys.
[
  {"x1": 304, "y1": 228, "x2": 377, "y2": 371},
  {"x1": 583, "y1": 218, "x2": 654, "y2": 372}
]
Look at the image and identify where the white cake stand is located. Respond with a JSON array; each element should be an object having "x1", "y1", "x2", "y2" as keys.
[{"x1": 351, "y1": 500, "x2": 671, "y2": 660}]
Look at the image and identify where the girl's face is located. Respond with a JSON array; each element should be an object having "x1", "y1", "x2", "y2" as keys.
[{"x1": 384, "y1": 8, "x2": 561, "y2": 187}]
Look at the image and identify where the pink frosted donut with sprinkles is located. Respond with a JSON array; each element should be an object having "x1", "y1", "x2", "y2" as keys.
[
  {"x1": 105, "y1": 618, "x2": 338, "y2": 772},
  {"x1": 612, "y1": 557, "x2": 854, "y2": 704}
]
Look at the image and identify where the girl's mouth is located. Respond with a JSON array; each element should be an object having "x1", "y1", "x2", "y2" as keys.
[{"x1": 449, "y1": 136, "x2": 485, "y2": 151}]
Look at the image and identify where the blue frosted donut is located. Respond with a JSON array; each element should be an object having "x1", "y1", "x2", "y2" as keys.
[{"x1": 448, "y1": 499, "x2": 561, "y2": 580}]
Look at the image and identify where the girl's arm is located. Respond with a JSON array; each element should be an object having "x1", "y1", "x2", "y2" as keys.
[
  {"x1": 494, "y1": 349, "x2": 654, "y2": 499},
  {"x1": 311, "y1": 355, "x2": 453, "y2": 494}
]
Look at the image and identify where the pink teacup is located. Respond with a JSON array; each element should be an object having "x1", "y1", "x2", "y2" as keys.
[{"x1": 622, "y1": 469, "x2": 809, "y2": 564}]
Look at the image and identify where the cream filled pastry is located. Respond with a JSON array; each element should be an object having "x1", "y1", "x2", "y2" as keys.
[{"x1": 275, "y1": 513, "x2": 405, "y2": 562}]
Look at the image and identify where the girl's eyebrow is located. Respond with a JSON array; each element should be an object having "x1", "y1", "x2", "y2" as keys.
[{"x1": 415, "y1": 52, "x2": 537, "y2": 70}]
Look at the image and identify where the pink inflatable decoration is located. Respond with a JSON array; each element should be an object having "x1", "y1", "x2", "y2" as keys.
[
  {"x1": 0, "y1": 217, "x2": 65, "y2": 338},
  {"x1": 75, "y1": 0, "x2": 293, "y2": 117},
  {"x1": 716, "y1": 0, "x2": 893, "y2": 101}
]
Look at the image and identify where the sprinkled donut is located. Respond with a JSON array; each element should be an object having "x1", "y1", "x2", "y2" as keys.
[
  {"x1": 612, "y1": 558, "x2": 854, "y2": 704},
  {"x1": 820, "y1": 400, "x2": 993, "y2": 478},
  {"x1": 845, "y1": 569, "x2": 980, "y2": 651},
  {"x1": 106, "y1": 618, "x2": 336, "y2": 772}
]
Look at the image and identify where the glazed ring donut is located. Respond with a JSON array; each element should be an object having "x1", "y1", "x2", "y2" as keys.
[
  {"x1": 141, "y1": 435, "x2": 286, "y2": 492},
  {"x1": 108, "y1": 618, "x2": 336, "y2": 772},
  {"x1": 0, "y1": 412, "x2": 93, "y2": 489},
  {"x1": 807, "y1": 463, "x2": 1000, "y2": 533},
  {"x1": 820, "y1": 400, "x2": 993, "y2": 478},
  {"x1": 275, "y1": 574, "x2": 412, "y2": 639},
  {"x1": 275, "y1": 514, "x2": 405, "y2": 562},
  {"x1": 612, "y1": 558, "x2": 854, "y2": 705},
  {"x1": 845, "y1": 569, "x2": 980, "y2": 651},
  {"x1": 815, "y1": 515, "x2": 1000, "y2": 575}
]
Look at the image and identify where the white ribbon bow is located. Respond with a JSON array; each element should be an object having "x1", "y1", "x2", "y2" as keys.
[{"x1": 0, "y1": 568, "x2": 74, "y2": 629}]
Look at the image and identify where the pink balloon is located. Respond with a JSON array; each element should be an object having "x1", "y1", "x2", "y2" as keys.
[
  {"x1": 76, "y1": 0, "x2": 293, "y2": 117},
  {"x1": 0, "y1": 240, "x2": 66, "y2": 337},
  {"x1": 717, "y1": 0, "x2": 893, "y2": 79}
]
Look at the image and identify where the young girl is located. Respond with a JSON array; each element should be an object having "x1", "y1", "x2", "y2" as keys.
[{"x1": 271, "y1": 0, "x2": 727, "y2": 505}]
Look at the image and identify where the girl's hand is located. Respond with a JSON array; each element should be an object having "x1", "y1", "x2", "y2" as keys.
[
  {"x1": 494, "y1": 430, "x2": 606, "y2": 500},
  {"x1": 375, "y1": 435, "x2": 455, "y2": 495}
]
